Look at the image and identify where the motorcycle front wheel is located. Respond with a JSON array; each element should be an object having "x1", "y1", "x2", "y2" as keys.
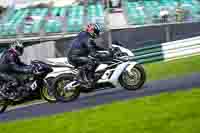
[
  {"x1": 40, "y1": 77, "x2": 57, "y2": 103},
  {"x1": 119, "y1": 64, "x2": 146, "y2": 90},
  {"x1": 0, "y1": 99, "x2": 8, "y2": 114},
  {"x1": 52, "y1": 73, "x2": 80, "y2": 102}
]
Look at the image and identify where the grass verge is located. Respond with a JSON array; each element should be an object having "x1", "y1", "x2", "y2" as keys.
[
  {"x1": 1, "y1": 88, "x2": 200, "y2": 133},
  {"x1": 144, "y1": 54, "x2": 200, "y2": 81}
]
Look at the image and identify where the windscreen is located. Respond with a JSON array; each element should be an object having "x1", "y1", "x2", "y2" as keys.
[{"x1": 95, "y1": 31, "x2": 111, "y2": 50}]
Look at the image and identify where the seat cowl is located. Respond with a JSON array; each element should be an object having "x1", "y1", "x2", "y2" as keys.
[{"x1": 44, "y1": 57, "x2": 75, "y2": 68}]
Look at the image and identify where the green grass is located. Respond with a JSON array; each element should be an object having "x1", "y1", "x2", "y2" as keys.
[
  {"x1": 1, "y1": 88, "x2": 200, "y2": 133},
  {"x1": 144, "y1": 54, "x2": 200, "y2": 81}
]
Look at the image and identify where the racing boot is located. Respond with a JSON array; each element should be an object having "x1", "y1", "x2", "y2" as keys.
[
  {"x1": 86, "y1": 71, "x2": 95, "y2": 88},
  {"x1": 78, "y1": 69, "x2": 92, "y2": 88}
]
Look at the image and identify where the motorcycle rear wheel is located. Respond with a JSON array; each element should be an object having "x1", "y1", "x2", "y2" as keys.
[{"x1": 53, "y1": 73, "x2": 80, "y2": 102}]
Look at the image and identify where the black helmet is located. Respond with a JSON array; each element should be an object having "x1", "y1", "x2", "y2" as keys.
[{"x1": 10, "y1": 41, "x2": 24, "y2": 56}]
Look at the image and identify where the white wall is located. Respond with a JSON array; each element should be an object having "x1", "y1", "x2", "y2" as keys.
[{"x1": 21, "y1": 41, "x2": 56, "y2": 64}]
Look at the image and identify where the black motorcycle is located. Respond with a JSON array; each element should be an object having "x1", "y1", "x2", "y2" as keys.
[{"x1": 0, "y1": 60, "x2": 54, "y2": 113}]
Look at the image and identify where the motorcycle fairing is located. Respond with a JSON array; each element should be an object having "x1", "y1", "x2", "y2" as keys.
[{"x1": 97, "y1": 61, "x2": 137, "y2": 87}]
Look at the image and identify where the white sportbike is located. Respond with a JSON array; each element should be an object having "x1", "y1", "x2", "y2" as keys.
[{"x1": 46, "y1": 44, "x2": 146, "y2": 102}]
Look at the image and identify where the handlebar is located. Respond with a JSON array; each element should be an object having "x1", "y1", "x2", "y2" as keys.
[{"x1": 89, "y1": 47, "x2": 135, "y2": 62}]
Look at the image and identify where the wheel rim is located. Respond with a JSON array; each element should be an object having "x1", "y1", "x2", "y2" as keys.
[
  {"x1": 56, "y1": 79, "x2": 77, "y2": 98},
  {"x1": 122, "y1": 67, "x2": 141, "y2": 86},
  {"x1": 42, "y1": 86, "x2": 56, "y2": 101}
]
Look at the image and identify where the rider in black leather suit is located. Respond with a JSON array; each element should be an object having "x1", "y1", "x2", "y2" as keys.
[
  {"x1": 67, "y1": 23, "x2": 112, "y2": 86},
  {"x1": 0, "y1": 41, "x2": 34, "y2": 97}
]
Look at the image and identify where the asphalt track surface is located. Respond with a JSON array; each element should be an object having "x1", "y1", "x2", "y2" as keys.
[{"x1": 1, "y1": 73, "x2": 200, "y2": 122}]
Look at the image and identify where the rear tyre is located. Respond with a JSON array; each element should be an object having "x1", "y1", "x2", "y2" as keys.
[
  {"x1": 0, "y1": 81, "x2": 8, "y2": 113},
  {"x1": 119, "y1": 64, "x2": 146, "y2": 90},
  {"x1": 53, "y1": 73, "x2": 80, "y2": 102}
]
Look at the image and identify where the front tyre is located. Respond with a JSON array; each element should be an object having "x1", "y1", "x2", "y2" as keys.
[
  {"x1": 0, "y1": 99, "x2": 8, "y2": 114},
  {"x1": 53, "y1": 73, "x2": 80, "y2": 102},
  {"x1": 119, "y1": 64, "x2": 146, "y2": 90},
  {"x1": 40, "y1": 77, "x2": 57, "y2": 103}
]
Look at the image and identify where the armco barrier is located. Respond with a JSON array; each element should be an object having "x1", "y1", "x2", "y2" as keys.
[{"x1": 131, "y1": 36, "x2": 200, "y2": 64}]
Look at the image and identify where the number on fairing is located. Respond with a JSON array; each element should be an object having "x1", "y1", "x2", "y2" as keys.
[{"x1": 30, "y1": 81, "x2": 37, "y2": 90}]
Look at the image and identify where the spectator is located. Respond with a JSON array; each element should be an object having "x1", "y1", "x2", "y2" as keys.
[
  {"x1": 175, "y1": 2, "x2": 185, "y2": 22},
  {"x1": 103, "y1": 0, "x2": 108, "y2": 9},
  {"x1": 109, "y1": 0, "x2": 122, "y2": 8},
  {"x1": 159, "y1": 7, "x2": 169, "y2": 23},
  {"x1": 0, "y1": 6, "x2": 6, "y2": 17},
  {"x1": 78, "y1": 0, "x2": 85, "y2": 5}
]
